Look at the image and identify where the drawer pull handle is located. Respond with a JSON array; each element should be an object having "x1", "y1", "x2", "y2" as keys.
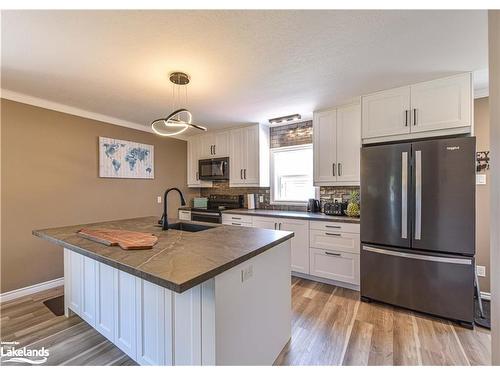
[
  {"x1": 231, "y1": 223, "x2": 242, "y2": 226},
  {"x1": 325, "y1": 232, "x2": 341, "y2": 236},
  {"x1": 325, "y1": 251, "x2": 342, "y2": 257},
  {"x1": 231, "y1": 217, "x2": 241, "y2": 220},
  {"x1": 325, "y1": 225, "x2": 341, "y2": 229}
]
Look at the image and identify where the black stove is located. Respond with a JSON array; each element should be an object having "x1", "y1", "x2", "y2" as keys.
[{"x1": 191, "y1": 195, "x2": 244, "y2": 223}]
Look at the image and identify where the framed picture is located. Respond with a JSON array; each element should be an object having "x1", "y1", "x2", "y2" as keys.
[{"x1": 99, "y1": 137, "x2": 154, "y2": 179}]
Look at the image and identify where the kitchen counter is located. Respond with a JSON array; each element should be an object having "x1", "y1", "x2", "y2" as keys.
[
  {"x1": 33, "y1": 216, "x2": 294, "y2": 293},
  {"x1": 223, "y1": 209, "x2": 360, "y2": 223}
]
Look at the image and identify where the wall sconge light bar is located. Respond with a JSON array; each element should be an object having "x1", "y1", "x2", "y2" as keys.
[{"x1": 268, "y1": 114, "x2": 301, "y2": 125}]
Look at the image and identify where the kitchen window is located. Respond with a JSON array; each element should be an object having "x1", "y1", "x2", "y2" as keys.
[{"x1": 270, "y1": 144, "x2": 316, "y2": 204}]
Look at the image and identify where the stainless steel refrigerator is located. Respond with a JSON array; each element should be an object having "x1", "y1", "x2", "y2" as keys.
[{"x1": 360, "y1": 136, "x2": 476, "y2": 327}]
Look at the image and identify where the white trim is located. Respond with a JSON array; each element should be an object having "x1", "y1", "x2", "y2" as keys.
[
  {"x1": 270, "y1": 143, "x2": 314, "y2": 205},
  {"x1": 480, "y1": 291, "x2": 491, "y2": 301},
  {"x1": 475, "y1": 87, "x2": 490, "y2": 99},
  {"x1": 291, "y1": 271, "x2": 360, "y2": 291},
  {"x1": 0, "y1": 89, "x2": 187, "y2": 140},
  {"x1": 0, "y1": 277, "x2": 64, "y2": 303}
]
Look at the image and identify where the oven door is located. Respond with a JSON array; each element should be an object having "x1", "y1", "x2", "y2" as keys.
[
  {"x1": 198, "y1": 158, "x2": 229, "y2": 180},
  {"x1": 191, "y1": 210, "x2": 222, "y2": 223}
]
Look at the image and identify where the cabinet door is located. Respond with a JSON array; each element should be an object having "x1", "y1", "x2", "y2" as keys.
[
  {"x1": 310, "y1": 247, "x2": 360, "y2": 285},
  {"x1": 229, "y1": 128, "x2": 246, "y2": 185},
  {"x1": 214, "y1": 131, "x2": 229, "y2": 157},
  {"x1": 336, "y1": 104, "x2": 361, "y2": 184},
  {"x1": 280, "y1": 219, "x2": 310, "y2": 274},
  {"x1": 410, "y1": 73, "x2": 471, "y2": 133},
  {"x1": 362, "y1": 86, "x2": 410, "y2": 139},
  {"x1": 81, "y1": 257, "x2": 96, "y2": 326},
  {"x1": 68, "y1": 250, "x2": 83, "y2": 315},
  {"x1": 96, "y1": 262, "x2": 116, "y2": 341},
  {"x1": 200, "y1": 133, "x2": 215, "y2": 158},
  {"x1": 313, "y1": 109, "x2": 337, "y2": 185},
  {"x1": 136, "y1": 279, "x2": 166, "y2": 365},
  {"x1": 187, "y1": 137, "x2": 200, "y2": 186},
  {"x1": 243, "y1": 126, "x2": 260, "y2": 184},
  {"x1": 114, "y1": 270, "x2": 137, "y2": 360},
  {"x1": 252, "y1": 216, "x2": 277, "y2": 230}
]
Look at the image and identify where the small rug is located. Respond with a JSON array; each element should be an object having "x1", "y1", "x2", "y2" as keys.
[
  {"x1": 474, "y1": 297, "x2": 490, "y2": 329},
  {"x1": 43, "y1": 295, "x2": 65, "y2": 316}
]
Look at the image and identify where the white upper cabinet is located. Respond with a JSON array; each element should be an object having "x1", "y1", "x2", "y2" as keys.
[
  {"x1": 313, "y1": 109, "x2": 337, "y2": 185},
  {"x1": 336, "y1": 104, "x2": 361, "y2": 183},
  {"x1": 361, "y1": 73, "x2": 472, "y2": 143},
  {"x1": 199, "y1": 131, "x2": 229, "y2": 158},
  {"x1": 410, "y1": 74, "x2": 471, "y2": 133},
  {"x1": 229, "y1": 124, "x2": 269, "y2": 187},
  {"x1": 361, "y1": 86, "x2": 411, "y2": 139},
  {"x1": 313, "y1": 103, "x2": 361, "y2": 186}
]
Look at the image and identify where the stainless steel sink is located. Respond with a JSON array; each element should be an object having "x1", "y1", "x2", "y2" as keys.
[{"x1": 167, "y1": 222, "x2": 214, "y2": 232}]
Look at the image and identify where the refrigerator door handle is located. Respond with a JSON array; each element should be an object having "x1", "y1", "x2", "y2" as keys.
[
  {"x1": 415, "y1": 150, "x2": 422, "y2": 240},
  {"x1": 401, "y1": 152, "x2": 408, "y2": 239},
  {"x1": 362, "y1": 246, "x2": 472, "y2": 265}
]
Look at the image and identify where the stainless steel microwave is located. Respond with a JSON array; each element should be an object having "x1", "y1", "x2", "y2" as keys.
[{"x1": 198, "y1": 157, "x2": 229, "y2": 180}]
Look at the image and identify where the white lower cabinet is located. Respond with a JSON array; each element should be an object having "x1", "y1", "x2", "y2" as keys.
[
  {"x1": 136, "y1": 279, "x2": 167, "y2": 365},
  {"x1": 309, "y1": 248, "x2": 360, "y2": 285},
  {"x1": 115, "y1": 270, "x2": 137, "y2": 360},
  {"x1": 67, "y1": 250, "x2": 83, "y2": 315},
  {"x1": 81, "y1": 256, "x2": 96, "y2": 326},
  {"x1": 221, "y1": 214, "x2": 360, "y2": 288},
  {"x1": 95, "y1": 262, "x2": 116, "y2": 341}
]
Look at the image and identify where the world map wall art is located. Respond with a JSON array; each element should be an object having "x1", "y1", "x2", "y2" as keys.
[{"x1": 99, "y1": 137, "x2": 154, "y2": 179}]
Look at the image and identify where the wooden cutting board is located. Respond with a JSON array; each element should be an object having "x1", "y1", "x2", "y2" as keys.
[{"x1": 77, "y1": 228, "x2": 158, "y2": 250}]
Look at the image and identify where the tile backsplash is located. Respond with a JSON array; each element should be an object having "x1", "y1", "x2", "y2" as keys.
[{"x1": 200, "y1": 181, "x2": 359, "y2": 212}]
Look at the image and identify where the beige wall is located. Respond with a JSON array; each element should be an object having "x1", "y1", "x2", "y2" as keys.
[
  {"x1": 475, "y1": 97, "x2": 491, "y2": 292},
  {"x1": 0, "y1": 99, "x2": 197, "y2": 293}
]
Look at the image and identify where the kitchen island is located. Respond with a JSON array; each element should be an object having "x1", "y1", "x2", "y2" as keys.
[{"x1": 33, "y1": 217, "x2": 294, "y2": 365}]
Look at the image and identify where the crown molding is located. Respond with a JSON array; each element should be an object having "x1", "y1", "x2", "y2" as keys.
[
  {"x1": 474, "y1": 87, "x2": 489, "y2": 99},
  {"x1": 0, "y1": 89, "x2": 187, "y2": 140}
]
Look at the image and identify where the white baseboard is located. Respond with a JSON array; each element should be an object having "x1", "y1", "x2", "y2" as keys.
[
  {"x1": 291, "y1": 271, "x2": 360, "y2": 291},
  {"x1": 480, "y1": 291, "x2": 491, "y2": 301},
  {"x1": 0, "y1": 277, "x2": 64, "y2": 303}
]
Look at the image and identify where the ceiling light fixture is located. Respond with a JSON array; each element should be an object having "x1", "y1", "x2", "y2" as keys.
[
  {"x1": 268, "y1": 113, "x2": 302, "y2": 125},
  {"x1": 151, "y1": 72, "x2": 207, "y2": 136}
]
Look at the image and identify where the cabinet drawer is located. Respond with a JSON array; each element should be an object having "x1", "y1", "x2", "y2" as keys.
[
  {"x1": 309, "y1": 221, "x2": 360, "y2": 234},
  {"x1": 222, "y1": 218, "x2": 253, "y2": 227},
  {"x1": 221, "y1": 214, "x2": 252, "y2": 224},
  {"x1": 310, "y1": 247, "x2": 360, "y2": 285},
  {"x1": 309, "y1": 230, "x2": 360, "y2": 254}
]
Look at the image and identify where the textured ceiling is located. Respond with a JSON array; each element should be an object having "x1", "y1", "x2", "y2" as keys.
[{"x1": 1, "y1": 10, "x2": 488, "y2": 136}]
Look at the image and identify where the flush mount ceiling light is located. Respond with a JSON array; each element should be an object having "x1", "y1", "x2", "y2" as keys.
[
  {"x1": 151, "y1": 72, "x2": 207, "y2": 136},
  {"x1": 268, "y1": 114, "x2": 301, "y2": 125}
]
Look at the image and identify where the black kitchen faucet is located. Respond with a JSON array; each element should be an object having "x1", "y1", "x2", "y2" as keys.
[{"x1": 160, "y1": 188, "x2": 186, "y2": 230}]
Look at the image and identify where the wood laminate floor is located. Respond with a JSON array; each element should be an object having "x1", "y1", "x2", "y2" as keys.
[{"x1": 0, "y1": 277, "x2": 491, "y2": 366}]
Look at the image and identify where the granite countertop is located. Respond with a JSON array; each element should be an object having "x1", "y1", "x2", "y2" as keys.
[
  {"x1": 222, "y1": 209, "x2": 360, "y2": 223},
  {"x1": 33, "y1": 216, "x2": 294, "y2": 293}
]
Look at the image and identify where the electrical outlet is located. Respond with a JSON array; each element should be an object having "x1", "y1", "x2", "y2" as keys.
[
  {"x1": 241, "y1": 265, "x2": 253, "y2": 282},
  {"x1": 157, "y1": 196, "x2": 162, "y2": 204},
  {"x1": 476, "y1": 174, "x2": 487, "y2": 185},
  {"x1": 476, "y1": 265, "x2": 486, "y2": 277},
  {"x1": 333, "y1": 197, "x2": 342, "y2": 203},
  {"x1": 259, "y1": 195, "x2": 264, "y2": 203}
]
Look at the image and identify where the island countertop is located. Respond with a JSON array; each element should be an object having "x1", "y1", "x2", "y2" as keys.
[{"x1": 33, "y1": 216, "x2": 294, "y2": 293}]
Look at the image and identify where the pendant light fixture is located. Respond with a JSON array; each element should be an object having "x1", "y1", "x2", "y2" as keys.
[{"x1": 151, "y1": 72, "x2": 207, "y2": 136}]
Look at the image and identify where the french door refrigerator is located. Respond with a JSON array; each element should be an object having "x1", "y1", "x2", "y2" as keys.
[{"x1": 360, "y1": 136, "x2": 476, "y2": 327}]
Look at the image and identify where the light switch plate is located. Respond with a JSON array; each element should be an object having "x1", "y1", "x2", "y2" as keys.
[
  {"x1": 157, "y1": 196, "x2": 162, "y2": 203},
  {"x1": 476, "y1": 174, "x2": 487, "y2": 185},
  {"x1": 477, "y1": 265, "x2": 486, "y2": 277}
]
